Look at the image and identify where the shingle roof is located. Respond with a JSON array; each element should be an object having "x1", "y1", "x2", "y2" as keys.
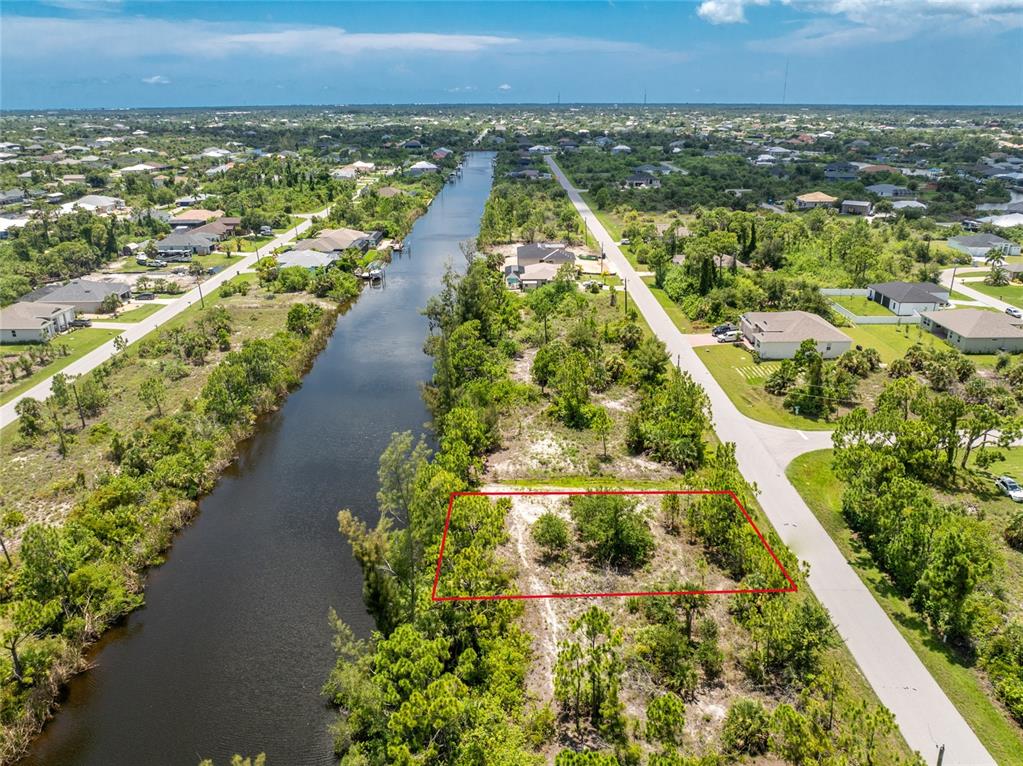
[
  {"x1": 796, "y1": 191, "x2": 837, "y2": 203},
  {"x1": 0, "y1": 301, "x2": 76, "y2": 330},
  {"x1": 923, "y1": 309, "x2": 1023, "y2": 339},
  {"x1": 25, "y1": 279, "x2": 130, "y2": 304},
  {"x1": 742, "y1": 310, "x2": 850, "y2": 343},
  {"x1": 868, "y1": 281, "x2": 948, "y2": 305},
  {"x1": 948, "y1": 233, "x2": 1012, "y2": 247}
]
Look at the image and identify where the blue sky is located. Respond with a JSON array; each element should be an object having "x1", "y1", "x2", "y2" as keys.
[{"x1": 1, "y1": 1, "x2": 1021, "y2": 109}]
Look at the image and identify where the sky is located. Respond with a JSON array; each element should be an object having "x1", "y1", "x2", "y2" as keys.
[{"x1": 1, "y1": 0, "x2": 1021, "y2": 109}]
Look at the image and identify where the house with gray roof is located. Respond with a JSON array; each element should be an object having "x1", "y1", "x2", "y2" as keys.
[
  {"x1": 866, "y1": 183, "x2": 914, "y2": 199},
  {"x1": 156, "y1": 230, "x2": 218, "y2": 256},
  {"x1": 922, "y1": 309, "x2": 1023, "y2": 353},
  {"x1": 740, "y1": 310, "x2": 851, "y2": 360},
  {"x1": 946, "y1": 233, "x2": 1021, "y2": 260},
  {"x1": 24, "y1": 279, "x2": 131, "y2": 313},
  {"x1": 866, "y1": 282, "x2": 950, "y2": 316},
  {"x1": 0, "y1": 301, "x2": 77, "y2": 343},
  {"x1": 276, "y1": 250, "x2": 340, "y2": 270}
]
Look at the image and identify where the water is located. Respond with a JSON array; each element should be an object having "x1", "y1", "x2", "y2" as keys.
[{"x1": 22, "y1": 152, "x2": 496, "y2": 766}]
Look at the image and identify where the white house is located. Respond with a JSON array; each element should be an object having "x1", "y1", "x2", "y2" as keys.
[
  {"x1": 0, "y1": 301, "x2": 77, "y2": 343},
  {"x1": 946, "y1": 233, "x2": 1021, "y2": 260},
  {"x1": 740, "y1": 310, "x2": 852, "y2": 360},
  {"x1": 408, "y1": 161, "x2": 439, "y2": 176},
  {"x1": 921, "y1": 309, "x2": 1023, "y2": 354},
  {"x1": 866, "y1": 282, "x2": 950, "y2": 316}
]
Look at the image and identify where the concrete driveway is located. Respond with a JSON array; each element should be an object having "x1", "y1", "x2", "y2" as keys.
[{"x1": 547, "y1": 155, "x2": 993, "y2": 766}]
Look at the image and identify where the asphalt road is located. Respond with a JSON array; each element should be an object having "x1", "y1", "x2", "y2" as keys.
[
  {"x1": 547, "y1": 155, "x2": 994, "y2": 766},
  {"x1": 0, "y1": 211, "x2": 325, "y2": 429}
]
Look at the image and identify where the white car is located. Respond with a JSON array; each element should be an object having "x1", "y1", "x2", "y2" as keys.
[
  {"x1": 717, "y1": 329, "x2": 742, "y2": 343},
  {"x1": 995, "y1": 476, "x2": 1023, "y2": 502},
  {"x1": 1006, "y1": 307, "x2": 1023, "y2": 319}
]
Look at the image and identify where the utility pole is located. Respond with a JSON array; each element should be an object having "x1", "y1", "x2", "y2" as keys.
[
  {"x1": 949, "y1": 264, "x2": 958, "y2": 295},
  {"x1": 936, "y1": 744, "x2": 945, "y2": 766},
  {"x1": 624, "y1": 276, "x2": 628, "y2": 314},
  {"x1": 197, "y1": 276, "x2": 205, "y2": 309}
]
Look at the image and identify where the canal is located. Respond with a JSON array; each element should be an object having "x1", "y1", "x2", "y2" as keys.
[{"x1": 23, "y1": 151, "x2": 496, "y2": 766}]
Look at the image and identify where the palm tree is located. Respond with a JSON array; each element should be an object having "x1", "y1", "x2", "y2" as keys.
[{"x1": 985, "y1": 248, "x2": 1006, "y2": 269}]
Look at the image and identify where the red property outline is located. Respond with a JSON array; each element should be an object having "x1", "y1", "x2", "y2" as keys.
[{"x1": 431, "y1": 490, "x2": 798, "y2": 602}]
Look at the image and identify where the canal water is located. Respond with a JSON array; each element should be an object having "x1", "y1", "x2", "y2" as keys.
[{"x1": 23, "y1": 151, "x2": 496, "y2": 766}]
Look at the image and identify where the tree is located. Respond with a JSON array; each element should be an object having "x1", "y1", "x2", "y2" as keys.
[
  {"x1": 0, "y1": 508, "x2": 25, "y2": 568},
  {"x1": 552, "y1": 351, "x2": 592, "y2": 428},
  {"x1": 1, "y1": 598, "x2": 60, "y2": 683},
  {"x1": 532, "y1": 341, "x2": 566, "y2": 393},
  {"x1": 632, "y1": 336, "x2": 670, "y2": 386},
  {"x1": 15, "y1": 397, "x2": 45, "y2": 438},
  {"x1": 570, "y1": 494, "x2": 654, "y2": 568},
  {"x1": 286, "y1": 302, "x2": 322, "y2": 336},
  {"x1": 98, "y1": 292, "x2": 122, "y2": 314},
  {"x1": 532, "y1": 512, "x2": 570, "y2": 561},
  {"x1": 590, "y1": 406, "x2": 613, "y2": 459},
  {"x1": 555, "y1": 607, "x2": 624, "y2": 733},
  {"x1": 139, "y1": 375, "x2": 166, "y2": 416},
  {"x1": 645, "y1": 691, "x2": 686, "y2": 747},
  {"x1": 721, "y1": 698, "x2": 770, "y2": 756}
]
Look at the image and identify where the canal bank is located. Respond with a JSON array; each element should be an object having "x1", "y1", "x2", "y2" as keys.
[{"x1": 21, "y1": 151, "x2": 496, "y2": 766}]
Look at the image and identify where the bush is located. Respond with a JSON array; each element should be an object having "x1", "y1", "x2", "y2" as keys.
[
  {"x1": 721, "y1": 698, "x2": 769, "y2": 755},
  {"x1": 532, "y1": 512, "x2": 570, "y2": 560},
  {"x1": 1005, "y1": 510, "x2": 1023, "y2": 551},
  {"x1": 569, "y1": 494, "x2": 654, "y2": 568}
]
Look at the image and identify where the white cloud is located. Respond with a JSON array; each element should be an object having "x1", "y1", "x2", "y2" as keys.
[
  {"x1": 498, "y1": 83, "x2": 512, "y2": 91},
  {"x1": 141, "y1": 74, "x2": 170, "y2": 85},
  {"x1": 446, "y1": 85, "x2": 478, "y2": 93},
  {"x1": 697, "y1": 0, "x2": 769, "y2": 24}
]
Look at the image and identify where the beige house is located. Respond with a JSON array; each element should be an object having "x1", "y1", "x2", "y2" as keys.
[
  {"x1": 740, "y1": 310, "x2": 852, "y2": 359},
  {"x1": 921, "y1": 309, "x2": 1023, "y2": 354},
  {"x1": 0, "y1": 301, "x2": 76, "y2": 343},
  {"x1": 795, "y1": 191, "x2": 838, "y2": 210}
]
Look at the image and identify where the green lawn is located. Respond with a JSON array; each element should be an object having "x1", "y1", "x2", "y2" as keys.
[
  {"x1": 788, "y1": 450, "x2": 1023, "y2": 766},
  {"x1": 830, "y1": 295, "x2": 893, "y2": 317},
  {"x1": 961, "y1": 280, "x2": 1023, "y2": 309},
  {"x1": 229, "y1": 235, "x2": 273, "y2": 253},
  {"x1": 191, "y1": 252, "x2": 244, "y2": 271},
  {"x1": 98, "y1": 303, "x2": 165, "y2": 323},
  {"x1": 695, "y1": 343, "x2": 837, "y2": 430},
  {"x1": 641, "y1": 276, "x2": 696, "y2": 332},
  {"x1": 274, "y1": 215, "x2": 304, "y2": 233},
  {"x1": 0, "y1": 328, "x2": 123, "y2": 404},
  {"x1": 843, "y1": 323, "x2": 1000, "y2": 368}
]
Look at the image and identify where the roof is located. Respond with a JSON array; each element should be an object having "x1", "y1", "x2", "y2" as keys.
[
  {"x1": 866, "y1": 183, "x2": 909, "y2": 193},
  {"x1": 375, "y1": 186, "x2": 405, "y2": 198},
  {"x1": 301, "y1": 227, "x2": 369, "y2": 253},
  {"x1": 516, "y1": 242, "x2": 573, "y2": 265},
  {"x1": 157, "y1": 231, "x2": 218, "y2": 247},
  {"x1": 742, "y1": 310, "x2": 850, "y2": 344},
  {"x1": 923, "y1": 309, "x2": 1023, "y2": 339},
  {"x1": 409, "y1": 161, "x2": 438, "y2": 171},
  {"x1": 0, "y1": 301, "x2": 76, "y2": 330},
  {"x1": 868, "y1": 281, "x2": 948, "y2": 305},
  {"x1": 948, "y1": 233, "x2": 1012, "y2": 247},
  {"x1": 173, "y1": 208, "x2": 222, "y2": 222},
  {"x1": 25, "y1": 279, "x2": 130, "y2": 304},
  {"x1": 277, "y1": 250, "x2": 339, "y2": 269},
  {"x1": 520, "y1": 263, "x2": 560, "y2": 281},
  {"x1": 796, "y1": 191, "x2": 837, "y2": 203},
  {"x1": 842, "y1": 199, "x2": 871, "y2": 207}
]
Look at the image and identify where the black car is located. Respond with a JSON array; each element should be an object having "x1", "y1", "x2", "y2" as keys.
[
  {"x1": 135, "y1": 292, "x2": 157, "y2": 300},
  {"x1": 712, "y1": 323, "x2": 736, "y2": 337},
  {"x1": 69, "y1": 318, "x2": 92, "y2": 328}
]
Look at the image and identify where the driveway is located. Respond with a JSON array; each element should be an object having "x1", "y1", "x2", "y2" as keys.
[
  {"x1": 547, "y1": 156, "x2": 993, "y2": 766},
  {"x1": 0, "y1": 209, "x2": 328, "y2": 429}
]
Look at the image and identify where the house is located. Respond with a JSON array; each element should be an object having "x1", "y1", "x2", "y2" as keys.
[
  {"x1": 276, "y1": 249, "x2": 340, "y2": 270},
  {"x1": 795, "y1": 191, "x2": 837, "y2": 210},
  {"x1": 515, "y1": 243, "x2": 575, "y2": 268},
  {"x1": 517, "y1": 262, "x2": 560, "y2": 290},
  {"x1": 24, "y1": 279, "x2": 131, "y2": 313},
  {"x1": 527, "y1": 145, "x2": 554, "y2": 155},
  {"x1": 841, "y1": 200, "x2": 872, "y2": 216},
  {"x1": 740, "y1": 310, "x2": 852, "y2": 360},
  {"x1": 58, "y1": 194, "x2": 124, "y2": 215},
  {"x1": 623, "y1": 171, "x2": 661, "y2": 189},
  {"x1": 155, "y1": 230, "x2": 218, "y2": 256},
  {"x1": 0, "y1": 188, "x2": 26, "y2": 206},
  {"x1": 407, "y1": 161, "x2": 439, "y2": 177},
  {"x1": 610, "y1": 144, "x2": 632, "y2": 155},
  {"x1": 301, "y1": 227, "x2": 372, "y2": 254},
  {"x1": 980, "y1": 213, "x2": 1023, "y2": 229},
  {"x1": 0, "y1": 302, "x2": 77, "y2": 343},
  {"x1": 921, "y1": 309, "x2": 1023, "y2": 354},
  {"x1": 375, "y1": 186, "x2": 405, "y2": 198},
  {"x1": 946, "y1": 233, "x2": 1021, "y2": 260},
  {"x1": 866, "y1": 282, "x2": 950, "y2": 316},
  {"x1": 866, "y1": 183, "x2": 914, "y2": 199},
  {"x1": 825, "y1": 162, "x2": 858, "y2": 181},
  {"x1": 892, "y1": 200, "x2": 928, "y2": 212},
  {"x1": 191, "y1": 217, "x2": 242, "y2": 240},
  {"x1": 432, "y1": 147, "x2": 454, "y2": 160},
  {"x1": 171, "y1": 209, "x2": 224, "y2": 227}
]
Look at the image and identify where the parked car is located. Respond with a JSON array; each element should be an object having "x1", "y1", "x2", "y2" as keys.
[
  {"x1": 1007, "y1": 307, "x2": 1023, "y2": 319},
  {"x1": 619, "y1": 238, "x2": 630, "y2": 246},
  {"x1": 716, "y1": 330, "x2": 742, "y2": 343},
  {"x1": 135, "y1": 292, "x2": 157, "y2": 301},
  {"x1": 259, "y1": 225, "x2": 273, "y2": 236},
  {"x1": 69, "y1": 318, "x2": 92, "y2": 328},
  {"x1": 996, "y1": 476, "x2": 1023, "y2": 502},
  {"x1": 712, "y1": 323, "x2": 736, "y2": 337},
  {"x1": 147, "y1": 259, "x2": 167, "y2": 268}
]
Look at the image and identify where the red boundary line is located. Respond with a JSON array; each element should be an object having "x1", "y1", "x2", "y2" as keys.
[{"x1": 430, "y1": 490, "x2": 798, "y2": 602}]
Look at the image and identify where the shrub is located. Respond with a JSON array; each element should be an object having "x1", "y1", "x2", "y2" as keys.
[
  {"x1": 1005, "y1": 510, "x2": 1023, "y2": 551},
  {"x1": 532, "y1": 512, "x2": 570, "y2": 560},
  {"x1": 569, "y1": 494, "x2": 654, "y2": 568},
  {"x1": 721, "y1": 698, "x2": 769, "y2": 755}
]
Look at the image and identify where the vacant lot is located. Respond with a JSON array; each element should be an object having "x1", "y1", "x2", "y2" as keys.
[{"x1": 0, "y1": 327, "x2": 122, "y2": 405}]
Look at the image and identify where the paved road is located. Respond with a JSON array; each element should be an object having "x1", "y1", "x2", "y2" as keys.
[
  {"x1": 0, "y1": 211, "x2": 326, "y2": 429},
  {"x1": 548, "y1": 156, "x2": 994, "y2": 766},
  {"x1": 942, "y1": 268, "x2": 1017, "y2": 313}
]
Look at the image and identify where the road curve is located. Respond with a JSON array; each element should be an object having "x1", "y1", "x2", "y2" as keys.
[
  {"x1": 548, "y1": 156, "x2": 994, "y2": 766},
  {"x1": 0, "y1": 210, "x2": 327, "y2": 429}
]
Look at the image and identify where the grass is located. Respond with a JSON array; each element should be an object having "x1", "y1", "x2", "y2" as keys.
[
  {"x1": 961, "y1": 280, "x2": 1023, "y2": 309},
  {"x1": 191, "y1": 252, "x2": 244, "y2": 271},
  {"x1": 695, "y1": 343, "x2": 838, "y2": 430},
  {"x1": 229, "y1": 235, "x2": 273, "y2": 253},
  {"x1": 274, "y1": 215, "x2": 304, "y2": 232},
  {"x1": 830, "y1": 295, "x2": 894, "y2": 317},
  {"x1": 641, "y1": 276, "x2": 696, "y2": 332},
  {"x1": 0, "y1": 328, "x2": 122, "y2": 405},
  {"x1": 788, "y1": 450, "x2": 1023, "y2": 766},
  {"x1": 842, "y1": 323, "x2": 1001, "y2": 368},
  {"x1": 97, "y1": 303, "x2": 165, "y2": 323}
]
